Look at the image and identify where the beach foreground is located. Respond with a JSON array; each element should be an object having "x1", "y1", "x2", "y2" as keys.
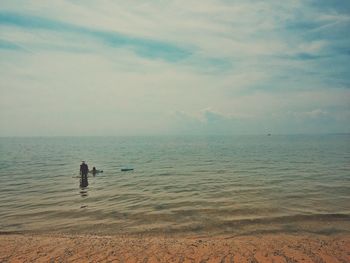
[{"x1": 0, "y1": 234, "x2": 349, "y2": 262}]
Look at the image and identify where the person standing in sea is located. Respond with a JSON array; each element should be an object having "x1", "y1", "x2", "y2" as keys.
[{"x1": 80, "y1": 161, "x2": 89, "y2": 187}]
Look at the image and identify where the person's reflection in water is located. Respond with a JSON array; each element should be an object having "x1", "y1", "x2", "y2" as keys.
[
  {"x1": 80, "y1": 175, "x2": 89, "y2": 187},
  {"x1": 79, "y1": 176, "x2": 89, "y2": 197}
]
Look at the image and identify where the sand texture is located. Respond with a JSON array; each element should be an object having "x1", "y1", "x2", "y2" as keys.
[{"x1": 0, "y1": 233, "x2": 349, "y2": 263}]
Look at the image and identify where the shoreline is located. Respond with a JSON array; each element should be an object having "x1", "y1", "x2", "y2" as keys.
[{"x1": 1, "y1": 232, "x2": 349, "y2": 262}]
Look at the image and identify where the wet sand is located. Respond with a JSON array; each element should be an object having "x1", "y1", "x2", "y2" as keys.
[{"x1": 0, "y1": 233, "x2": 349, "y2": 262}]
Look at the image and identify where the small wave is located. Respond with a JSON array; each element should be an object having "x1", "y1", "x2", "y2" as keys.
[{"x1": 220, "y1": 213, "x2": 350, "y2": 227}]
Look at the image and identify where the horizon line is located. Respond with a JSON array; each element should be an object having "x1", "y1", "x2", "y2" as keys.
[{"x1": 0, "y1": 133, "x2": 349, "y2": 138}]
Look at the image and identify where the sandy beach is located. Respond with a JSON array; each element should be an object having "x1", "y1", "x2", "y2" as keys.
[{"x1": 0, "y1": 233, "x2": 349, "y2": 262}]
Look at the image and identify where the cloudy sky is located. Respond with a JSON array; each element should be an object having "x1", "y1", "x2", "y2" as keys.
[{"x1": 0, "y1": 0, "x2": 349, "y2": 136}]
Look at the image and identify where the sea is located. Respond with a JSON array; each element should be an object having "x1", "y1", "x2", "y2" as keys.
[{"x1": 0, "y1": 135, "x2": 349, "y2": 236}]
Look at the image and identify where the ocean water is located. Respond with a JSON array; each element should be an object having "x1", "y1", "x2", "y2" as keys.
[{"x1": 0, "y1": 135, "x2": 349, "y2": 236}]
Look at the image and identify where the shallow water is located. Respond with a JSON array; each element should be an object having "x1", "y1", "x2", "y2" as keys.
[{"x1": 0, "y1": 135, "x2": 349, "y2": 236}]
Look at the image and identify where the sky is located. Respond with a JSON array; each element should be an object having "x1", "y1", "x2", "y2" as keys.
[{"x1": 0, "y1": 0, "x2": 349, "y2": 136}]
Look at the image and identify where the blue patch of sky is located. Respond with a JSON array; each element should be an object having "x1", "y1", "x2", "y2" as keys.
[
  {"x1": 282, "y1": 5, "x2": 349, "y2": 37},
  {"x1": 0, "y1": 11, "x2": 192, "y2": 62},
  {"x1": 309, "y1": 0, "x2": 350, "y2": 13},
  {"x1": 234, "y1": 63, "x2": 349, "y2": 96},
  {"x1": 0, "y1": 39, "x2": 21, "y2": 50},
  {"x1": 284, "y1": 22, "x2": 348, "y2": 49},
  {"x1": 285, "y1": 20, "x2": 322, "y2": 32},
  {"x1": 276, "y1": 5, "x2": 350, "y2": 85},
  {"x1": 277, "y1": 53, "x2": 328, "y2": 61},
  {"x1": 306, "y1": 26, "x2": 350, "y2": 44}
]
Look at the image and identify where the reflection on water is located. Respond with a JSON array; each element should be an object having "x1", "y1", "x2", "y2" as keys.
[
  {"x1": 79, "y1": 186, "x2": 89, "y2": 197},
  {"x1": 79, "y1": 180, "x2": 89, "y2": 198},
  {"x1": 0, "y1": 135, "x2": 349, "y2": 235},
  {"x1": 80, "y1": 174, "x2": 89, "y2": 190},
  {"x1": 79, "y1": 189, "x2": 88, "y2": 197}
]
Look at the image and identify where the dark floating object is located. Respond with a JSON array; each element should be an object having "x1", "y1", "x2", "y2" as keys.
[
  {"x1": 121, "y1": 168, "x2": 134, "y2": 172},
  {"x1": 89, "y1": 170, "x2": 103, "y2": 174},
  {"x1": 267, "y1": 133, "x2": 271, "y2": 136}
]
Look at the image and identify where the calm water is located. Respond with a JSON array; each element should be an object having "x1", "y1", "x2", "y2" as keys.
[{"x1": 0, "y1": 135, "x2": 349, "y2": 236}]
